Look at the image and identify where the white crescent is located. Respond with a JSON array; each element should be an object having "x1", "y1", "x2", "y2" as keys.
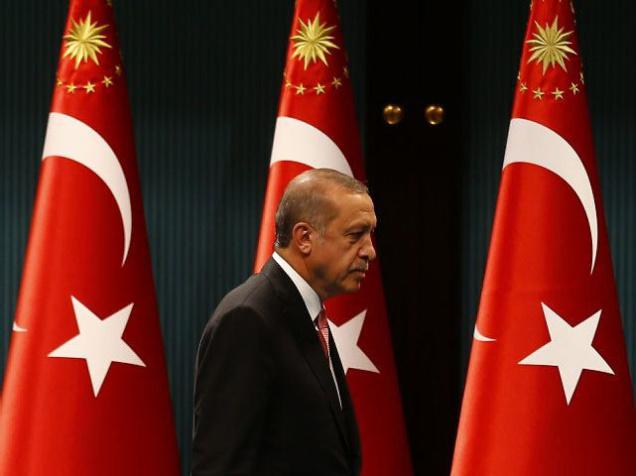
[
  {"x1": 503, "y1": 118, "x2": 598, "y2": 273},
  {"x1": 41, "y1": 112, "x2": 132, "y2": 266},
  {"x1": 473, "y1": 324, "x2": 495, "y2": 342},
  {"x1": 472, "y1": 119, "x2": 598, "y2": 343},
  {"x1": 270, "y1": 116, "x2": 353, "y2": 177}
]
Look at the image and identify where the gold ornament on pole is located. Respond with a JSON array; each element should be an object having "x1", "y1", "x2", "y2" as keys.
[
  {"x1": 383, "y1": 104, "x2": 404, "y2": 125},
  {"x1": 425, "y1": 104, "x2": 444, "y2": 125}
]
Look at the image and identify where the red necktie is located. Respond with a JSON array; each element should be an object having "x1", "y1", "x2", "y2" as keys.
[{"x1": 315, "y1": 309, "x2": 330, "y2": 361}]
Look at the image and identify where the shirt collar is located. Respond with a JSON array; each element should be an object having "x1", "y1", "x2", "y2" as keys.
[{"x1": 272, "y1": 252, "x2": 322, "y2": 322}]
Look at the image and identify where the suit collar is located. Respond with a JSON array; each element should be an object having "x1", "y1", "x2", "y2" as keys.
[{"x1": 272, "y1": 252, "x2": 322, "y2": 322}]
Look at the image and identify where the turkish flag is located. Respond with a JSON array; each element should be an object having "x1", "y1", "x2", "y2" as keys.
[
  {"x1": 0, "y1": 1, "x2": 180, "y2": 474},
  {"x1": 254, "y1": 1, "x2": 413, "y2": 474},
  {"x1": 451, "y1": 1, "x2": 635, "y2": 475}
]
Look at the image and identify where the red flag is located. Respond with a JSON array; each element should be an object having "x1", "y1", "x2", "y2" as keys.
[
  {"x1": 254, "y1": 1, "x2": 413, "y2": 474},
  {"x1": 452, "y1": 1, "x2": 636, "y2": 475},
  {"x1": 0, "y1": 1, "x2": 180, "y2": 474}
]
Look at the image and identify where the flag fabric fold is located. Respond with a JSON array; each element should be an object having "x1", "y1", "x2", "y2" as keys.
[
  {"x1": 0, "y1": 1, "x2": 180, "y2": 474},
  {"x1": 452, "y1": 1, "x2": 635, "y2": 475},
  {"x1": 254, "y1": 1, "x2": 413, "y2": 475}
]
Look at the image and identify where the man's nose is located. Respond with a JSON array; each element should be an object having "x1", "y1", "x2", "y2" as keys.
[{"x1": 360, "y1": 236, "x2": 376, "y2": 262}]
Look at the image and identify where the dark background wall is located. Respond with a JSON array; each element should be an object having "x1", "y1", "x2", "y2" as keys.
[{"x1": 1, "y1": 1, "x2": 633, "y2": 475}]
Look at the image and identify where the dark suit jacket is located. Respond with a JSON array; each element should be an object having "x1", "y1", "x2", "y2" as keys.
[{"x1": 192, "y1": 258, "x2": 361, "y2": 476}]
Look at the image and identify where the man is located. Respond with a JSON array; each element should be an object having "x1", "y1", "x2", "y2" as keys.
[{"x1": 192, "y1": 168, "x2": 377, "y2": 475}]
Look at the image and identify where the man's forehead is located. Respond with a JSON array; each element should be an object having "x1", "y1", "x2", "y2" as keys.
[
  {"x1": 335, "y1": 194, "x2": 376, "y2": 221},
  {"x1": 332, "y1": 189, "x2": 371, "y2": 205}
]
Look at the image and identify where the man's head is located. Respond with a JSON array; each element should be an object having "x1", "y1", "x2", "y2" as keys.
[{"x1": 275, "y1": 169, "x2": 377, "y2": 300}]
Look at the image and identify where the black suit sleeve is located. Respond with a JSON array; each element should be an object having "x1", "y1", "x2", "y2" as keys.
[{"x1": 191, "y1": 306, "x2": 274, "y2": 476}]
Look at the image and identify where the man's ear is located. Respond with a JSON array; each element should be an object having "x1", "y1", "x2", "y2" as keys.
[{"x1": 291, "y1": 222, "x2": 313, "y2": 256}]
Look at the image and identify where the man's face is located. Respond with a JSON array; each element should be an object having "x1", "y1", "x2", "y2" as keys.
[{"x1": 308, "y1": 190, "x2": 377, "y2": 300}]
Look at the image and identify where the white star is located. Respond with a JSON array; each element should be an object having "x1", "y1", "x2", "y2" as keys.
[
  {"x1": 49, "y1": 297, "x2": 145, "y2": 396},
  {"x1": 329, "y1": 309, "x2": 379, "y2": 375},
  {"x1": 519, "y1": 303, "x2": 614, "y2": 404}
]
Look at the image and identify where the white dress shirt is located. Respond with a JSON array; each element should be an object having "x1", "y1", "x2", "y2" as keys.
[{"x1": 272, "y1": 252, "x2": 342, "y2": 408}]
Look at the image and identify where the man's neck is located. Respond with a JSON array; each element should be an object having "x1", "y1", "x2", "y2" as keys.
[
  {"x1": 275, "y1": 247, "x2": 308, "y2": 279},
  {"x1": 275, "y1": 248, "x2": 325, "y2": 301}
]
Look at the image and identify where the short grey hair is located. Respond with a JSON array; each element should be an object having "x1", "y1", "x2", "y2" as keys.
[{"x1": 274, "y1": 169, "x2": 368, "y2": 248}]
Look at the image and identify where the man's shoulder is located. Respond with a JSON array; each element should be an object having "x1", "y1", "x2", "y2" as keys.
[
  {"x1": 205, "y1": 268, "x2": 286, "y2": 332},
  {"x1": 196, "y1": 272, "x2": 272, "y2": 347},
  {"x1": 217, "y1": 270, "x2": 276, "y2": 313}
]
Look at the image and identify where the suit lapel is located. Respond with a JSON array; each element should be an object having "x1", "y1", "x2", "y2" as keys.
[
  {"x1": 261, "y1": 259, "x2": 350, "y2": 450},
  {"x1": 330, "y1": 332, "x2": 360, "y2": 457}
]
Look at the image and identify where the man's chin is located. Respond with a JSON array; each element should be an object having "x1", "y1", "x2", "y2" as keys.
[{"x1": 344, "y1": 277, "x2": 364, "y2": 293}]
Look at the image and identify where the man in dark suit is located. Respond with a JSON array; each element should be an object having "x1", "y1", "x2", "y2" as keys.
[{"x1": 192, "y1": 168, "x2": 377, "y2": 475}]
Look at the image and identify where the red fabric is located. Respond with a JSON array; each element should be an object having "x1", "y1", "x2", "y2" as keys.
[
  {"x1": 452, "y1": 2, "x2": 636, "y2": 475},
  {"x1": 254, "y1": 1, "x2": 413, "y2": 474},
  {"x1": 0, "y1": 1, "x2": 180, "y2": 474}
]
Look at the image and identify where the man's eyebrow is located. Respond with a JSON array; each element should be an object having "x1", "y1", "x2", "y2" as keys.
[{"x1": 345, "y1": 222, "x2": 375, "y2": 233}]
